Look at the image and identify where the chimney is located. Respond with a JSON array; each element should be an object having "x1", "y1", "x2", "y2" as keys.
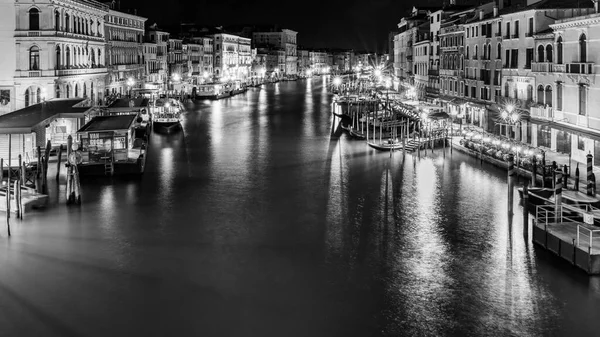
[
  {"x1": 493, "y1": 5, "x2": 498, "y2": 17},
  {"x1": 479, "y1": 9, "x2": 484, "y2": 20}
]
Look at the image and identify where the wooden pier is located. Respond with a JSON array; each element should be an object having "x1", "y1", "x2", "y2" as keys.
[{"x1": 532, "y1": 204, "x2": 600, "y2": 274}]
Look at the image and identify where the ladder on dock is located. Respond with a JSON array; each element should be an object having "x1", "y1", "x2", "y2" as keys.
[{"x1": 104, "y1": 159, "x2": 113, "y2": 176}]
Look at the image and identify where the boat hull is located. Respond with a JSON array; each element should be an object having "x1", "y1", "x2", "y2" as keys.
[
  {"x1": 367, "y1": 141, "x2": 403, "y2": 151},
  {"x1": 153, "y1": 121, "x2": 181, "y2": 134}
]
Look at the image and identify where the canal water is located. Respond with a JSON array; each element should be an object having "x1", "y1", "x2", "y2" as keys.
[{"x1": 1, "y1": 77, "x2": 600, "y2": 337}]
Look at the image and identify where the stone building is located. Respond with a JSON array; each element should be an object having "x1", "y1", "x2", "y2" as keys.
[
  {"x1": 8, "y1": 0, "x2": 109, "y2": 112},
  {"x1": 212, "y1": 33, "x2": 252, "y2": 83},
  {"x1": 145, "y1": 26, "x2": 169, "y2": 89},
  {"x1": 104, "y1": 6, "x2": 146, "y2": 97},
  {"x1": 252, "y1": 28, "x2": 297, "y2": 76}
]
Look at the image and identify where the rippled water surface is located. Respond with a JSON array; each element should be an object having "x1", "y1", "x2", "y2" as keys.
[{"x1": 1, "y1": 78, "x2": 600, "y2": 337}]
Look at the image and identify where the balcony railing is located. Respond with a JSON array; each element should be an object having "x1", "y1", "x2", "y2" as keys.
[
  {"x1": 16, "y1": 30, "x2": 104, "y2": 42},
  {"x1": 530, "y1": 106, "x2": 553, "y2": 120},
  {"x1": 440, "y1": 69, "x2": 458, "y2": 76},
  {"x1": 55, "y1": 67, "x2": 107, "y2": 76},
  {"x1": 566, "y1": 63, "x2": 594, "y2": 74},
  {"x1": 553, "y1": 64, "x2": 566, "y2": 72},
  {"x1": 532, "y1": 62, "x2": 552, "y2": 72}
]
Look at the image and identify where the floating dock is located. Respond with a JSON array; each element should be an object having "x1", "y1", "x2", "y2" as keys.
[{"x1": 532, "y1": 204, "x2": 600, "y2": 274}]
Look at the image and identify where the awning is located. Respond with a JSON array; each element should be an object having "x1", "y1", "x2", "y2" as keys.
[
  {"x1": 531, "y1": 120, "x2": 600, "y2": 142},
  {"x1": 0, "y1": 98, "x2": 87, "y2": 134}
]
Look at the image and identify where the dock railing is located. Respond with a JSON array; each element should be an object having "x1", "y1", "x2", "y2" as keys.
[{"x1": 577, "y1": 226, "x2": 600, "y2": 251}]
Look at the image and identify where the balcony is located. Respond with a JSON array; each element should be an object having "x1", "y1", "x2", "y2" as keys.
[
  {"x1": 531, "y1": 62, "x2": 552, "y2": 72},
  {"x1": 439, "y1": 69, "x2": 458, "y2": 76},
  {"x1": 530, "y1": 106, "x2": 553, "y2": 120},
  {"x1": 566, "y1": 63, "x2": 594, "y2": 74},
  {"x1": 15, "y1": 30, "x2": 104, "y2": 42},
  {"x1": 55, "y1": 67, "x2": 107, "y2": 76},
  {"x1": 116, "y1": 64, "x2": 143, "y2": 71},
  {"x1": 428, "y1": 69, "x2": 439, "y2": 76},
  {"x1": 552, "y1": 64, "x2": 566, "y2": 72}
]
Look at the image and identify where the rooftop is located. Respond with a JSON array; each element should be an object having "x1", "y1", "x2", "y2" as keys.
[
  {"x1": 0, "y1": 98, "x2": 87, "y2": 134},
  {"x1": 78, "y1": 115, "x2": 137, "y2": 133}
]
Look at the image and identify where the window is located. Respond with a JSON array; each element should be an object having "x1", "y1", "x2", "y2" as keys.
[
  {"x1": 504, "y1": 82, "x2": 509, "y2": 97},
  {"x1": 546, "y1": 45, "x2": 553, "y2": 62},
  {"x1": 557, "y1": 82, "x2": 562, "y2": 110},
  {"x1": 497, "y1": 22, "x2": 501, "y2": 36},
  {"x1": 24, "y1": 88, "x2": 30, "y2": 107},
  {"x1": 55, "y1": 11, "x2": 60, "y2": 31},
  {"x1": 528, "y1": 18, "x2": 533, "y2": 36},
  {"x1": 527, "y1": 84, "x2": 533, "y2": 101},
  {"x1": 505, "y1": 49, "x2": 510, "y2": 67},
  {"x1": 578, "y1": 136, "x2": 585, "y2": 151},
  {"x1": 579, "y1": 34, "x2": 587, "y2": 63},
  {"x1": 537, "y1": 45, "x2": 544, "y2": 62},
  {"x1": 537, "y1": 125, "x2": 551, "y2": 148},
  {"x1": 474, "y1": 45, "x2": 478, "y2": 58},
  {"x1": 537, "y1": 85, "x2": 544, "y2": 104},
  {"x1": 514, "y1": 21, "x2": 519, "y2": 37},
  {"x1": 497, "y1": 43, "x2": 501, "y2": 59},
  {"x1": 29, "y1": 8, "x2": 40, "y2": 30},
  {"x1": 506, "y1": 22, "x2": 510, "y2": 38},
  {"x1": 557, "y1": 36, "x2": 563, "y2": 64},
  {"x1": 55, "y1": 46, "x2": 60, "y2": 69},
  {"x1": 65, "y1": 13, "x2": 70, "y2": 32},
  {"x1": 511, "y1": 49, "x2": 518, "y2": 68},
  {"x1": 545, "y1": 85, "x2": 552, "y2": 107},
  {"x1": 466, "y1": 46, "x2": 469, "y2": 58},
  {"x1": 579, "y1": 85, "x2": 587, "y2": 116},
  {"x1": 36, "y1": 88, "x2": 41, "y2": 104},
  {"x1": 525, "y1": 48, "x2": 533, "y2": 69},
  {"x1": 29, "y1": 46, "x2": 40, "y2": 70}
]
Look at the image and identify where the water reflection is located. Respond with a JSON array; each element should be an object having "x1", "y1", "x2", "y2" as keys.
[{"x1": 2, "y1": 78, "x2": 600, "y2": 336}]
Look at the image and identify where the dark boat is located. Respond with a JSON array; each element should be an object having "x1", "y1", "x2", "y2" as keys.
[
  {"x1": 517, "y1": 187, "x2": 554, "y2": 207},
  {"x1": 153, "y1": 99, "x2": 182, "y2": 134},
  {"x1": 349, "y1": 128, "x2": 366, "y2": 140},
  {"x1": 367, "y1": 140, "x2": 403, "y2": 151}
]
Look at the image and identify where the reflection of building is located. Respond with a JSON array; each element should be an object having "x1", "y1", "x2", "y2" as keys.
[
  {"x1": 5, "y1": 0, "x2": 110, "y2": 114},
  {"x1": 104, "y1": 5, "x2": 146, "y2": 97}
]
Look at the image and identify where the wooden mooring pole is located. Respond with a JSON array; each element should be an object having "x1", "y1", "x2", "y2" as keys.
[
  {"x1": 56, "y1": 144, "x2": 63, "y2": 181},
  {"x1": 508, "y1": 153, "x2": 515, "y2": 216},
  {"x1": 523, "y1": 182, "x2": 529, "y2": 238}
]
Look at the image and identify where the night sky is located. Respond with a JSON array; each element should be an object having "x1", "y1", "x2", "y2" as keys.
[{"x1": 125, "y1": 0, "x2": 440, "y2": 52}]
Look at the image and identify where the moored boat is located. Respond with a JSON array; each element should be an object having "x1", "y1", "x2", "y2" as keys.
[
  {"x1": 367, "y1": 140, "x2": 403, "y2": 151},
  {"x1": 152, "y1": 98, "x2": 182, "y2": 134}
]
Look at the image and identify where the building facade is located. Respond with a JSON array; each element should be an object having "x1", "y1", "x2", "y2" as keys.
[
  {"x1": 252, "y1": 29, "x2": 297, "y2": 76},
  {"x1": 145, "y1": 27, "x2": 169, "y2": 89},
  {"x1": 212, "y1": 33, "x2": 252, "y2": 83},
  {"x1": 104, "y1": 7, "x2": 146, "y2": 97},
  {"x1": 10, "y1": 0, "x2": 109, "y2": 111}
]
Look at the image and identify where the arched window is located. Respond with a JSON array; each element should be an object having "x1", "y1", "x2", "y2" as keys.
[
  {"x1": 514, "y1": 88, "x2": 518, "y2": 99},
  {"x1": 75, "y1": 83, "x2": 79, "y2": 97},
  {"x1": 24, "y1": 88, "x2": 30, "y2": 107},
  {"x1": 55, "y1": 11, "x2": 60, "y2": 31},
  {"x1": 537, "y1": 45, "x2": 544, "y2": 62},
  {"x1": 55, "y1": 46, "x2": 61, "y2": 69},
  {"x1": 487, "y1": 44, "x2": 491, "y2": 60},
  {"x1": 474, "y1": 45, "x2": 478, "y2": 58},
  {"x1": 497, "y1": 43, "x2": 501, "y2": 60},
  {"x1": 66, "y1": 84, "x2": 71, "y2": 98},
  {"x1": 55, "y1": 84, "x2": 60, "y2": 98},
  {"x1": 466, "y1": 46, "x2": 469, "y2": 58},
  {"x1": 29, "y1": 8, "x2": 40, "y2": 30},
  {"x1": 66, "y1": 46, "x2": 71, "y2": 68},
  {"x1": 97, "y1": 49, "x2": 101, "y2": 66},
  {"x1": 557, "y1": 36, "x2": 563, "y2": 64},
  {"x1": 545, "y1": 85, "x2": 552, "y2": 107},
  {"x1": 29, "y1": 46, "x2": 40, "y2": 70},
  {"x1": 537, "y1": 85, "x2": 544, "y2": 104},
  {"x1": 36, "y1": 88, "x2": 41, "y2": 104},
  {"x1": 460, "y1": 55, "x2": 464, "y2": 70},
  {"x1": 579, "y1": 34, "x2": 587, "y2": 63},
  {"x1": 91, "y1": 50, "x2": 96, "y2": 67},
  {"x1": 527, "y1": 84, "x2": 533, "y2": 101},
  {"x1": 65, "y1": 13, "x2": 70, "y2": 32},
  {"x1": 504, "y1": 82, "x2": 509, "y2": 97},
  {"x1": 83, "y1": 82, "x2": 87, "y2": 98},
  {"x1": 90, "y1": 82, "x2": 94, "y2": 103},
  {"x1": 546, "y1": 44, "x2": 553, "y2": 62}
]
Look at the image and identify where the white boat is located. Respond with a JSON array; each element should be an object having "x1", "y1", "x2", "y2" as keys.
[{"x1": 152, "y1": 98, "x2": 182, "y2": 133}]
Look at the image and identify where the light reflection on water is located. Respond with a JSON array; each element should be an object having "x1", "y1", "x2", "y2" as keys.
[{"x1": 1, "y1": 78, "x2": 600, "y2": 337}]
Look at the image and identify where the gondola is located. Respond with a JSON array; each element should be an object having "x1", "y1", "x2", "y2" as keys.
[{"x1": 367, "y1": 140, "x2": 403, "y2": 151}]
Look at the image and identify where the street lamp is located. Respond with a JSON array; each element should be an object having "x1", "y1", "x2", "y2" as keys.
[
  {"x1": 333, "y1": 76, "x2": 342, "y2": 92},
  {"x1": 126, "y1": 77, "x2": 135, "y2": 98}
]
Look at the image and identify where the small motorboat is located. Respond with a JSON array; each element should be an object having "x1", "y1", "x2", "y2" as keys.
[{"x1": 517, "y1": 187, "x2": 554, "y2": 207}]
